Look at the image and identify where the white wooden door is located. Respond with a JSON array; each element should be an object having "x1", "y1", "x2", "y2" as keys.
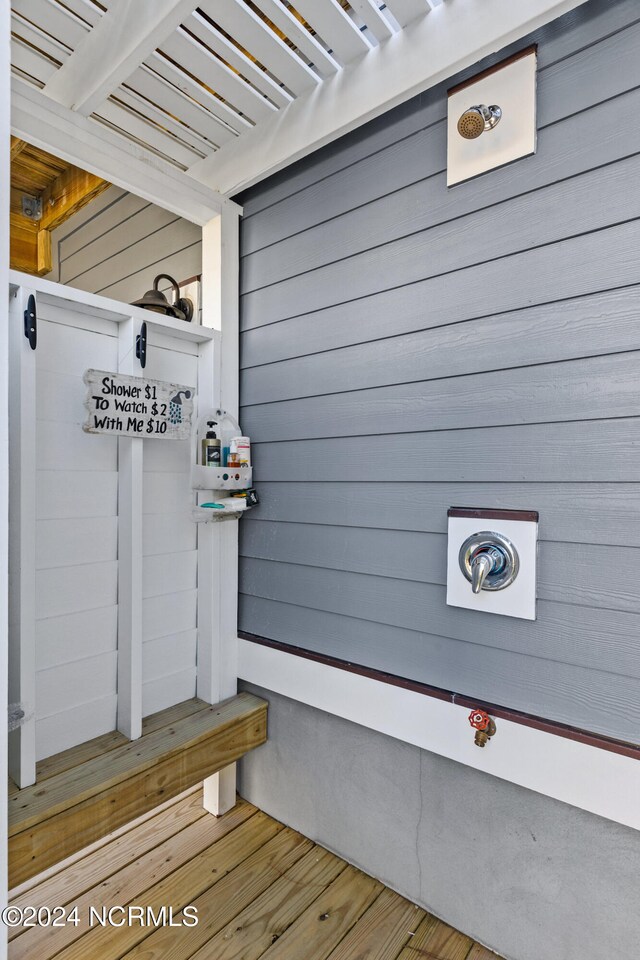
[{"x1": 8, "y1": 274, "x2": 218, "y2": 787}]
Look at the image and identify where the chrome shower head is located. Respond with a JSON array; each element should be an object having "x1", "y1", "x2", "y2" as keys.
[{"x1": 457, "y1": 104, "x2": 502, "y2": 140}]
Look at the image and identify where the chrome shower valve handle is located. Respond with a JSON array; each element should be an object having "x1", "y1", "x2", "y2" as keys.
[{"x1": 459, "y1": 531, "x2": 519, "y2": 593}]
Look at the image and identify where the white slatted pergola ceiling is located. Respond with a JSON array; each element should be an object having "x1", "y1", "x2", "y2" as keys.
[{"x1": 10, "y1": 0, "x2": 589, "y2": 207}]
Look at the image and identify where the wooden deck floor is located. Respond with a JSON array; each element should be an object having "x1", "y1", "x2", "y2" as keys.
[{"x1": 8, "y1": 785, "x2": 504, "y2": 960}]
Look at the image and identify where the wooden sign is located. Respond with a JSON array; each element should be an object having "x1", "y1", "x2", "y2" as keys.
[{"x1": 83, "y1": 369, "x2": 195, "y2": 439}]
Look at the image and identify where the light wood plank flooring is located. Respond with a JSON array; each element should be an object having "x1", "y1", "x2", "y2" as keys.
[{"x1": 8, "y1": 786, "x2": 504, "y2": 960}]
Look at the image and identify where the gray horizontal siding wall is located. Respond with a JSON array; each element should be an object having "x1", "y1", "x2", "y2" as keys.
[
  {"x1": 238, "y1": 0, "x2": 640, "y2": 744},
  {"x1": 46, "y1": 185, "x2": 202, "y2": 303}
]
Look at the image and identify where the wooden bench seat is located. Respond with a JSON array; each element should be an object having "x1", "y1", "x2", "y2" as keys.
[{"x1": 8, "y1": 692, "x2": 268, "y2": 888}]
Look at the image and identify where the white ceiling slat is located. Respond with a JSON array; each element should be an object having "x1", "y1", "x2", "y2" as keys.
[
  {"x1": 11, "y1": 37, "x2": 64, "y2": 84},
  {"x1": 12, "y1": 75, "x2": 231, "y2": 224},
  {"x1": 348, "y1": 0, "x2": 396, "y2": 43},
  {"x1": 96, "y1": 98, "x2": 207, "y2": 170},
  {"x1": 12, "y1": 0, "x2": 91, "y2": 51},
  {"x1": 197, "y1": 0, "x2": 319, "y2": 96},
  {"x1": 250, "y1": 0, "x2": 340, "y2": 78},
  {"x1": 54, "y1": 0, "x2": 103, "y2": 28},
  {"x1": 42, "y1": 0, "x2": 201, "y2": 116},
  {"x1": 159, "y1": 28, "x2": 276, "y2": 122},
  {"x1": 382, "y1": 0, "x2": 431, "y2": 28},
  {"x1": 113, "y1": 86, "x2": 214, "y2": 155},
  {"x1": 292, "y1": 0, "x2": 372, "y2": 64},
  {"x1": 183, "y1": 12, "x2": 292, "y2": 109},
  {"x1": 11, "y1": 38, "x2": 59, "y2": 86},
  {"x1": 130, "y1": 60, "x2": 250, "y2": 145},
  {"x1": 11, "y1": 12, "x2": 73, "y2": 62},
  {"x1": 188, "y1": 0, "x2": 590, "y2": 196}
]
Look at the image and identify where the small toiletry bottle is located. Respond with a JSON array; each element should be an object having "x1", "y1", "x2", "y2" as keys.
[
  {"x1": 227, "y1": 437, "x2": 239, "y2": 468},
  {"x1": 202, "y1": 422, "x2": 221, "y2": 466},
  {"x1": 230, "y1": 436, "x2": 251, "y2": 466}
]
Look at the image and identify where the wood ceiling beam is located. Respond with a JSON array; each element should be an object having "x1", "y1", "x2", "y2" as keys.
[
  {"x1": 10, "y1": 137, "x2": 28, "y2": 161},
  {"x1": 40, "y1": 164, "x2": 110, "y2": 232},
  {"x1": 9, "y1": 216, "x2": 51, "y2": 278},
  {"x1": 42, "y1": 0, "x2": 201, "y2": 117}
]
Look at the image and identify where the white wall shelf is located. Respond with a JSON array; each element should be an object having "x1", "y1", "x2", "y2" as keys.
[{"x1": 191, "y1": 464, "x2": 252, "y2": 492}]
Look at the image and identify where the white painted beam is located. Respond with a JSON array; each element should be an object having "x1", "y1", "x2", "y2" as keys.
[
  {"x1": 42, "y1": 0, "x2": 200, "y2": 116},
  {"x1": 7, "y1": 285, "x2": 37, "y2": 790},
  {"x1": 199, "y1": 208, "x2": 241, "y2": 817},
  {"x1": 11, "y1": 77, "x2": 234, "y2": 225},
  {"x1": 116, "y1": 316, "x2": 144, "y2": 742},
  {"x1": 2, "y1": 0, "x2": 11, "y2": 940},
  {"x1": 349, "y1": 0, "x2": 396, "y2": 43},
  {"x1": 189, "y1": 0, "x2": 589, "y2": 196},
  {"x1": 383, "y1": 0, "x2": 430, "y2": 27}
]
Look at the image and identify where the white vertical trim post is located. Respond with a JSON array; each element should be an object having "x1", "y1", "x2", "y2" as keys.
[
  {"x1": 199, "y1": 207, "x2": 241, "y2": 816},
  {"x1": 116, "y1": 317, "x2": 144, "y2": 740},
  {"x1": 7, "y1": 286, "x2": 37, "y2": 790},
  {"x1": 2, "y1": 0, "x2": 12, "y2": 940}
]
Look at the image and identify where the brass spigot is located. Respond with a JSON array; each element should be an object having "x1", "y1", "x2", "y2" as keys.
[{"x1": 468, "y1": 709, "x2": 496, "y2": 747}]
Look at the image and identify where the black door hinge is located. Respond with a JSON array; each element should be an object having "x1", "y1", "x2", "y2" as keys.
[
  {"x1": 136, "y1": 321, "x2": 147, "y2": 369},
  {"x1": 24, "y1": 294, "x2": 37, "y2": 350}
]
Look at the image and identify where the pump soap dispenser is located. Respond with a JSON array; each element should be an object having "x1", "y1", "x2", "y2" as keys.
[{"x1": 202, "y1": 422, "x2": 221, "y2": 467}]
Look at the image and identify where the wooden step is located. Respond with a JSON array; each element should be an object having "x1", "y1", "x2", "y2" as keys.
[{"x1": 8, "y1": 692, "x2": 268, "y2": 887}]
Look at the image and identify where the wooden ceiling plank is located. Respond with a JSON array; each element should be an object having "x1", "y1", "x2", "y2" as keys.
[
  {"x1": 42, "y1": 0, "x2": 201, "y2": 116},
  {"x1": 182, "y1": 11, "x2": 292, "y2": 109},
  {"x1": 291, "y1": 0, "x2": 373, "y2": 64},
  {"x1": 197, "y1": 0, "x2": 319, "y2": 96},
  {"x1": 40, "y1": 164, "x2": 111, "y2": 232},
  {"x1": 382, "y1": 0, "x2": 431, "y2": 28},
  {"x1": 12, "y1": 0, "x2": 91, "y2": 51},
  {"x1": 157, "y1": 28, "x2": 276, "y2": 122},
  {"x1": 250, "y1": 0, "x2": 341, "y2": 78},
  {"x1": 348, "y1": 0, "x2": 397, "y2": 43}
]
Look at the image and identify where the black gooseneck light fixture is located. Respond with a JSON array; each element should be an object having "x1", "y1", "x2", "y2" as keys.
[{"x1": 131, "y1": 273, "x2": 194, "y2": 322}]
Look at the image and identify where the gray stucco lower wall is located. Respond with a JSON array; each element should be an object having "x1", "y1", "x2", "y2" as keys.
[{"x1": 239, "y1": 682, "x2": 640, "y2": 960}]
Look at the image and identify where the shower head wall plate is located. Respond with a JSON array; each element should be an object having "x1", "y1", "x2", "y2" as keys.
[{"x1": 447, "y1": 46, "x2": 537, "y2": 186}]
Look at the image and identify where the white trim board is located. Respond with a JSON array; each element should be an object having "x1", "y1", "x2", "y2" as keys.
[
  {"x1": 237, "y1": 637, "x2": 640, "y2": 832},
  {"x1": 189, "y1": 0, "x2": 589, "y2": 195},
  {"x1": 2, "y1": 0, "x2": 12, "y2": 945}
]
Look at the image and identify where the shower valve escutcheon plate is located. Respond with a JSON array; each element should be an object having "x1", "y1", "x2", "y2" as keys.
[{"x1": 447, "y1": 508, "x2": 538, "y2": 620}]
